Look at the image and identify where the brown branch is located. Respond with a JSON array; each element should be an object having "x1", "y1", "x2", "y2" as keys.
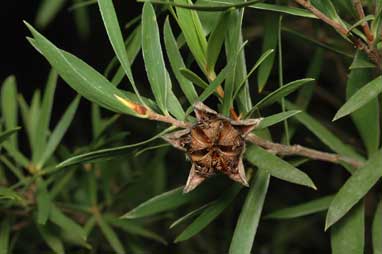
[
  {"x1": 294, "y1": 0, "x2": 381, "y2": 67},
  {"x1": 353, "y1": 0, "x2": 374, "y2": 42},
  {"x1": 144, "y1": 109, "x2": 365, "y2": 168},
  {"x1": 246, "y1": 133, "x2": 364, "y2": 168},
  {"x1": 146, "y1": 110, "x2": 192, "y2": 128}
]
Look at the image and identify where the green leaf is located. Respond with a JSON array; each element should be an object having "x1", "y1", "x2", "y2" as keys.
[
  {"x1": 372, "y1": 199, "x2": 382, "y2": 254},
  {"x1": 111, "y1": 25, "x2": 142, "y2": 86},
  {"x1": 206, "y1": 13, "x2": 227, "y2": 73},
  {"x1": 349, "y1": 50, "x2": 376, "y2": 69},
  {"x1": 310, "y1": 0, "x2": 345, "y2": 27},
  {"x1": 194, "y1": 41, "x2": 247, "y2": 108},
  {"x1": 49, "y1": 205, "x2": 87, "y2": 241},
  {"x1": 0, "y1": 187, "x2": 26, "y2": 206},
  {"x1": 33, "y1": 69, "x2": 57, "y2": 164},
  {"x1": 175, "y1": 184, "x2": 241, "y2": 242},
  {"x1": 35, "y1": 0, "x2": 67, "y2": 29},
  {"x1": 348, "y1": 15, "x2": 375, "y2": 33},
  {"x1": 36, "y1": 179, "x2": 52, "y2": 225},
  {"x1": 169, "y1": 203, "x2": 212, "y2": 229},
  {"x1": 106, "y1": 215, "x2": 167, "y2": 244},
  {"x1": 98, "y1": 0, "x2": 143, "y2": 103},
  {"x1": 0, "y1": 218, "x2": 10, "y2": 254},
  {"x1": 346, "y1": 51, "x2": 380, "y2": 155},
  {"x1": 25, "y1": 22, "x2": 139, "y2": 117},
  {"x1": 0, "y1": 128, "x2": 21, "y2": 146},
  {"x1": 121, "y1": 186, "x2": 201, "y2": 219},
  {"x1": 1, "y1": 76, "x2": 18, "y2": 148},
  {"x1": 2, "y1": 142, "x2": 30, "y2": 168},
  {"x1": 331, "y1": 202, "x2": 364, "y2": 254},
  {"x1": 266, "y1": 195, "x2": 333, "y2": 220},
  {"x1": 325, "y1": 149, "x2": 382, "y2": 229},
  {"x1": 283, "y1": 27, "x2": 353, "y2": 58},
  {"x1": 221, "y1": 10, "x2": 242, "y2": 116},
  {"x1": 257, "y1": 111, "x2": 301, "y2": 130},
  {"x1": 249, "y1": 78, "x2": 314, "y2": 116},
  {"x1": 164, "y1": 18, "x2": 198, "y2": 105},
  {"x1": 174, "y1": 0, "x2": 208, "y2": 73},
  {"x1": 56, "y1": 127, "x2": 173, "y2": 169},
  {"x1": 140, "y1": 0, "x2": 259, "y2": 11},
  {"x1": 73, "y1": 0, "x2": 91, "y2": 40},
  {"x1": 229, "y1": 169, "x2": 270, "y2": 254},
  {"x1": 37, "y1": 96, "x2": 80, "y2": 169},
  {"x1": 284, "y1": 100, "x2": 363, "y2": 164},
  {"x1": 233, "y1": 49, "x2": 274, "y2": 100},
  {"x1": 334, "y1": 76, "x2": 382, "y2": 121},
  {"x1": 37, "y1": 224, "x2": 65, "y2": 254},
  {"x1": 142, "y1": 3, "x2": 170, "y2": 113},
  {"x1": 179, "y1": 68, "x2": 209, "y2": 89},
  {"x1": 257, "y1": 13, "x2": 279, "y2": 92},
  {"x1": 96, "y1": 215, "x2": 125, "y2": 254},
  {"x1": 245, "y1": 145, "x2": 316, "y2": 189},
  {"x1": 249, "y1": 3, "x2": 317, "y2": 18}
]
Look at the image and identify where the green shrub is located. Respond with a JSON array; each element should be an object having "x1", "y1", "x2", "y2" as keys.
[{"x1": 1, "y1": 0, "x2": 382, "y2": 253}]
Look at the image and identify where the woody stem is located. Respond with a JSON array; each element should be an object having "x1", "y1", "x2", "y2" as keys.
[{"x1": 246, "y1": 133, "x2": 364, "y2": 168}]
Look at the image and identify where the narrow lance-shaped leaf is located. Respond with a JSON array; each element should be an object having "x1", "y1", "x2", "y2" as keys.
[
  {"x1": 0, "y1": 218, "x2": 10, "y2": 254},
  {"x1": 325, "y1": 149, "x2": 382, "y2": 229},
  {"x1": 331, "y1": 202, "x2": 364, "y2": 254},
  {"x1": 174, "y1": 0, "x2": 208, "y2": 73},
  {"x1": 245, "y1": 145, "x2": 316, "y2": 189},
  {"x1": 257, "y1": 13, "x2": 279, "y2": 92},
  {"x1": 266, "y1": 195, "x2": 334, "y2": 220},
  {"x1": 222, "y1": 10, "x2": 241, "y2": 116},
  {"x1": 35, "y1": 0, "x2": 67, "y2": 29},
  {"x1": 247, "y1": 78, "x2": 314, "y2": 117},
  {"x1": 25, "y1": 23, "x2": 140, "y2": 117},
  {"x1": 257, "y1": 111, "x2": 301, "y2": 130},
  {"x1": 97, "y1": 0, "x2": 144, "y2": 104},
  {"x1": 164, "y1": 17, "x2": 198, "y2": 105},
  {"x1": 142, "y1": 3, "x2": 170, "y2": 114},
  {"x1": 206, "y1": 13, "x2": 228, "y2": 73},
  {"x1": 139, "y1": 0, "x2": 259, "y2": 11},
  {"x1": 33, "y1": 69, "x2": 57, "y2": 164},
  {"x1": 0, "y1": 187, "x2": 27, "y2": 206},
  {"x1": 0, "y1": 127, "x2": 21, "y2": 146},
  {"x1": 122, "y1": 186, "x2": 201, "y2": 219},
  {"x1": 233, "y1": 49, "x2": 274, "y2": 100},
  {"x1": 229, "y1": 169, "x2": 270, "y2": 254},
  {"x1": 284, "y1": 100, "x2": 363, "y2": 165},
  {"x1": 333, "y1": 76, "x2": 382, "y2": 121},
  {"x1": 175, "y1": 184, "x2": 242, "y2": 242},
  {"x1": 346, "y1": 51, "x2": 380, "y2": 155},
  {"x1": 56, "y1": 127, "x2": 174, "y2": 169},
  {"x1": 96, "y1": 215, "x2": 125, "y2": 254},
  {"x1": 249, "y1": 2, "x2": 317, "y2": 18},
  {"x1": 36, "y1": 178, "x2": 52, "y2": 225},
  {"x1": 169, "y1": 203, "x2": 212, "y2": 229},
  {"x1": 37, "y1": 96, "x2": 80, "y2": 169},
  {"x1": 110, "y1": 24, "x2": 142, "y2": 86},
  {"x1": 1, "y1": 76, "x2": 18, "y2": 148},
  {"x1": 106, "y1": 215, "x2": 167, "y2": 244},
  {"x1": 37, "y1": 224, "x2": 65, "y2": 254},
  {"x1": 49, "y1": 205, "x2": 87, "y2": 241}
]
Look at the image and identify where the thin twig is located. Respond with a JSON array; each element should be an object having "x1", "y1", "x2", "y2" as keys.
[
  {"x1": 145, "y1": 110, "x2": 365, "y2": 168},
  {"x1": 246, "y1": 133, "x2": 364, "y2": 168},
  {"x1": 294, "y1": 0, "x2": 381, "y2": 66},
  {"x1": 353, "y1": 0, "x2": 374, "y2": 42},
  {"x1": 146, "y1": 110, "x2": 192, "y2": 128}
]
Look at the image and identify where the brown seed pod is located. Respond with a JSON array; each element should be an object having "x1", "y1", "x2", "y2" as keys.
[{"x1": 163, "y1": 102, "x2": 261, "y2": 193}]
